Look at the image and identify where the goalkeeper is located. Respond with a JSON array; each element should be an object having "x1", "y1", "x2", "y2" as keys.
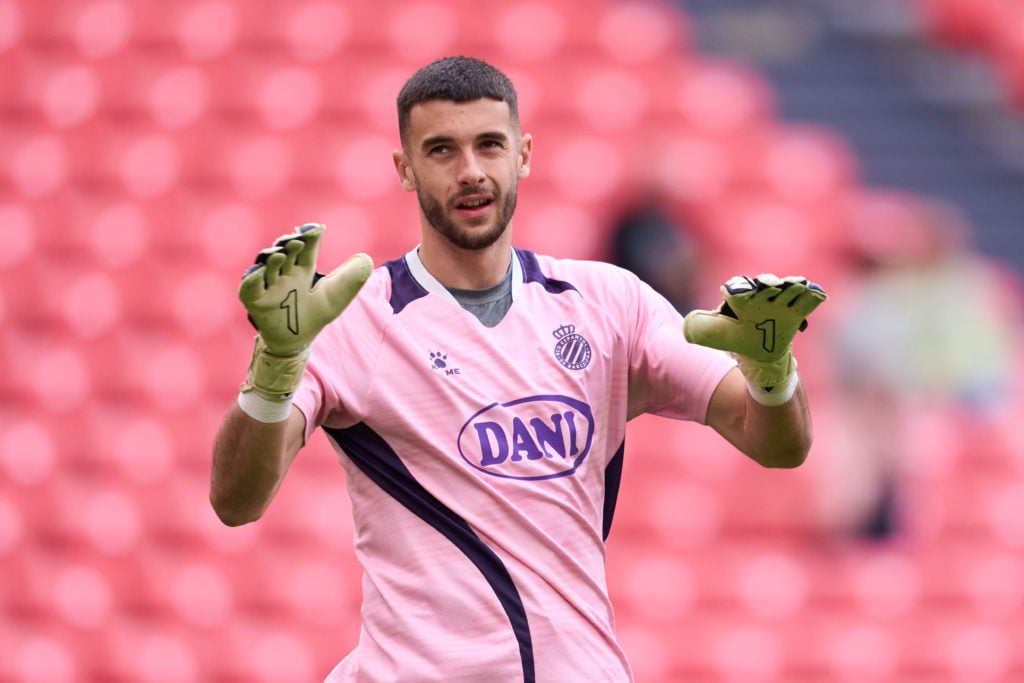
[{"x1": 211, "y1": 56, "x2": 827, "y2": 683}]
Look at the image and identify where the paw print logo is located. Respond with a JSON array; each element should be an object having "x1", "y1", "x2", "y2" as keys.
[{"x1": 429, "y1": 351, "x2": 448, "y2": 370}]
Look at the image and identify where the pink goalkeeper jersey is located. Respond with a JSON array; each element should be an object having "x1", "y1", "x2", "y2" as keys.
[{"x1": 292, "y1": 246, "x2": 735, "y2": 683}]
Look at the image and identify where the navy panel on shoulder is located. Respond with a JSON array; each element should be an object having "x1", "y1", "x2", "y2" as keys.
[
  {"x1": 385, "y1": 257, "x2": 429, "y2": 315},
  {"x1": 515, "y1": 249, "x2": 578, "y2": 295}
]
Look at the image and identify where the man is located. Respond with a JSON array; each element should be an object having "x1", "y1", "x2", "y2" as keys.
[{"x1": 211, "y1": 56, "x2": 826, "y2": 682}]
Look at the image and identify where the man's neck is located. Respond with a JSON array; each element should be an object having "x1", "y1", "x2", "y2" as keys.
[{"x1": 417, "y1": 237, "x2": 514, "y2": 290}]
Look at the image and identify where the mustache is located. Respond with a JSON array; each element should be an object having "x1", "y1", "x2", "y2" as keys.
[{"x1": 454, "y1": 186, "x2": 492, "y2": 199}]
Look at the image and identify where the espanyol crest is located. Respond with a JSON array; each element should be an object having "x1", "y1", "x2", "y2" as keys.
[{"x1": 552, "y1": 323, "x2": 591, "y2": 370}]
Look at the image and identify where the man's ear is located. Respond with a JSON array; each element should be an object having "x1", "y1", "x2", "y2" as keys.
[
  {"x1": 518, "y1": 133, "x2": 533, "y2": 179},
  {"x1": 393, "y1": 149, "x2": 416, "y2": 192}
]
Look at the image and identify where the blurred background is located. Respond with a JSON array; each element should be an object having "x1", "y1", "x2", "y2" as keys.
[{"x1": 2, "y1": 0, "x2": 1023, "y2": 681}]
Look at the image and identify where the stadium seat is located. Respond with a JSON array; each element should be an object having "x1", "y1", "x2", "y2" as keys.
[
  {"x1": 822, "y1": 621, "x2": 902, "y2": 682},
  {"x1": 675, "y1": 56, "x2": 776, "y2": 139},
  {"x1": 70, "y1": 0, "x2": 135, "y2": 59},
  {"x1": 145, "y1": 64, "x2": 212, "y2": 128},
  {"x1": 0, "y1": 0, "x2": 23, "y2": 53},
  {"x1": 959, "y1": 551, "x2": 1024, "y2": 619},
  {"x1": 93, "y1": 616, "x2": 206, "y2": 683},
  {"x1": 0, "y1": 415, "x2": 60, "y2": 487},
  {"x1": 915, "y1": 0, "x2": 1001, "y2": 49},
  {"x1": 175, "y1": 0, "x2": 243, "y2": 60},
  {"x1": 279, "y1": 0, "x2": 355, "y2": 62},
  {"x1": 486, "y1": 2, "x2": 570, "y2": 66},
  {"x1": 594, "y1": 0, "x2": 692, "y2": 66},
  {"x1": 2, "y1": 627, "x2": 85, "y2": 683}
]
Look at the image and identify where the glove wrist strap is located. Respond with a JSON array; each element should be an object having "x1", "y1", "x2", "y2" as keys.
[
  {"x1": 240, "y1": 335, "x2": 310, "y2": 402},
  {"x1": 732, "y1": 351, "x2": 799, "y2": 406}
]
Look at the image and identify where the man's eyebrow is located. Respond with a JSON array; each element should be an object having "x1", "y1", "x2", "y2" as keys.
[
  {"x1": 419, "y1": 131, "x2": 511, "y2": 151},
  {"x1": 420, "y1": 134, "x2": 455, "y2": 151},
  {"x1": 477, "y1": 130, "x2": 511, "y2": 144}
]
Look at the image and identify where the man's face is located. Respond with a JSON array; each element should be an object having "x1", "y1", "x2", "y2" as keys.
[{"x1": 394, "y1": 98, "x2": 532, "y2": 251}]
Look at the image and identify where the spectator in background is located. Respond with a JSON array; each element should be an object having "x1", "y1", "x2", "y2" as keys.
[
  {"x1": 606, "y1": 198, "x2": 699, "y2": 314},
  {"x1": 820, "y1": 191, "x2": 1021, "y2": 540}
]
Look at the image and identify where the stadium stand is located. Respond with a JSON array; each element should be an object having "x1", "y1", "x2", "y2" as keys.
[{"x1": 1, "y1": 0, "x2": 1022, "y2": 681}]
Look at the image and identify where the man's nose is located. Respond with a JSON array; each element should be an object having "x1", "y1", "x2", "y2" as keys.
[{"x1": 456, "y1": 151, "x2": 486, "y2": 185}]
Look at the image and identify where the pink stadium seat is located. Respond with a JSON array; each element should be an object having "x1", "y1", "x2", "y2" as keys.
[
  {"x1": 212, "y1": 618, "x2": 324, "y2": 683},
  {"x1": 594, "y1": 0, "x2": 692, "y2": 66},
  {"x1": 846, "y1": 550, "x2": 924, "y2": 620},
  {"x1": 313, "y1": 53, "x2": 420, "y2": 130},
  {"x1": 0, "y1": 490, "x2": 24, "y2": 560},
  {"x1": 611, "y1": 547, "x2": 698, "y2": 623},
  {"x1": 175, "y1": 0, "x2": 243, "y2": 61},
  {"x1": 675, "y1": 57, "x2": 776, "y2": 138},
  {"x1": 698, "y1": 190, "x2": 845, "y2": 283},
  {"x1": 69, "y1": 0, "x2": 135, "y2": 60},
  {"x1": 94, "y1": 616, "x2": 206, "y2": 683},
  {"x1": 960, "y1": 551, "x2": 1024, "y2": 620},
  {"x1": 6, "y1": 129, "x2": 71, "y2": 199},
  {"x1": 278, "y1": 0, "x2": 355, "y2": 62},
  {"x1": 3, "y1": 627, "x2": 85, "y2": 683},
  {"x1": 569, "y1": 64, "x2": 660, "y2": 133},
  {"x1": 756, "y1": 124, "x2": 859, "y2": 210},
  {"x1": 822, "y1": 621, "x2": 903, "y2": 682},
  {"x1": 511, "y1": 194, "x2": 607, "y2": 261},
  {"x1": 146, "y1": 64, "x2": 213, "y2": 128},
  {"x1": 984, "y1": 478, "x2": 1024, "y2": 547},
  {"x1": 989, "y1": 5, "x2": 1024, "y2": 108},
  {"x1": 486, "y1": 2, "x2": 570, "y2": 66},
  {"x1": 941, "y1": 620, "x2": 1016, "y2": 682},
  {"x1": 915, "y1": 0, "x2": 1000, "y2": 49},
  {"x1": 0, "y1": 0, "x2": 23, "y2": 52},
  {"x1": 709, "y1": 624, "x2": 787, "y2": 682},
  {"x1": 34, "y1": 62, "x2": 102, "y2": 128},
  {"x1": 382, "y1": 1, "x2": 461, "y2": 63}
]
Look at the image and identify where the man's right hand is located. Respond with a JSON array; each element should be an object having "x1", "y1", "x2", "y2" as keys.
[
  {"x1": 239, "y1": 223, "x2": 373, "y2": 355},
  {"x1": 238, "y1": 223, "x2": 373, "y2": 404}
]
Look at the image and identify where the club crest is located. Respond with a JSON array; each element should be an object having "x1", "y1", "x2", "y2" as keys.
[{"x1": 552, "y1": 324, "x2": 591, "y2": 370}]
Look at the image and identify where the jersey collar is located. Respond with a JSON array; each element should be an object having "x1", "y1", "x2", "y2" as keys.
[{"x1": 404, "y1": 246, "x2": 525, "y2": 303}]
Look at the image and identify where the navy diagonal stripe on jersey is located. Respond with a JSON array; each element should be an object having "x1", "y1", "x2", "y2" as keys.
[
  {"x1": 603, "y1": 441, "x2": 625, "y2": 541},
  {"x1": 324, "y1": 422, "x2": 536, "y2": 683}
]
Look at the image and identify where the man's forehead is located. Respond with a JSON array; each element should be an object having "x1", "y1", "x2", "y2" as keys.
[{"x1": 407, "y1": 98, "x2": 516, "y2": 140}]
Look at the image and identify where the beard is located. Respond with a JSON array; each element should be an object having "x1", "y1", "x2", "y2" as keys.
[{"x1": 417, "y1": 184, "x2": 518, "y2": 251}]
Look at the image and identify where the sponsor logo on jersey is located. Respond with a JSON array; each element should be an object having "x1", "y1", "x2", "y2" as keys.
[
  {"x1": 552, "y1": 324, "x2": 591, "y2": 370},
  {"x1": 457, "y1": 395, "x2": 594, "y2": 480}
]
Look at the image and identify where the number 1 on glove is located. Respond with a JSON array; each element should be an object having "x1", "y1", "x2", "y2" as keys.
[
  {"x1": 238, "y1": 223, "x2": 373, "y2": 417},
  {"x1": 683, "y1": 274, "x2": 827, "y2": 405}
]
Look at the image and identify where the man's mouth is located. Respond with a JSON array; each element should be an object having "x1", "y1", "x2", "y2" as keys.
[{"x1": 455, "y1": 195, "x2": 494, "y2": 217}]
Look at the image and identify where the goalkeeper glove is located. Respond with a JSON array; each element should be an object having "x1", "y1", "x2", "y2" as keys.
[
  {"x1": 683, "y1": 274, "x2": 827, "y2": 405},
  {"x1": 237, "y1": 223, "x2": 372, "y2": 420}
]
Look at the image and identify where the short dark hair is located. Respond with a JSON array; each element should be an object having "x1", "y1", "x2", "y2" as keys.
[{"x1": 397, "y1": 56, "x2": 520, "y2": 146}]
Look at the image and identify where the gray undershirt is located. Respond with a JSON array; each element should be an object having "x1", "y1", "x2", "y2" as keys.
[{"x1": 446, "y1": 265, "x2": 513, "y2": 328}]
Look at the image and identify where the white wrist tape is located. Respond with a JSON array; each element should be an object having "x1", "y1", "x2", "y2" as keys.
[
  {"x1": 237, "y1": 390, "x2": 294, "y2": 423},
  {"x1": 731, "y1": 351, "x2": 799, "y2": 406},
  {"x1": 746, "y1": 370, "x2": 800, "y2": 407}
]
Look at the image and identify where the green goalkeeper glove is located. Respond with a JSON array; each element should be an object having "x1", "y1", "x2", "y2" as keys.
[
  {"x1": 238, "y1": 223, "x2": 373, "y2": 407},
  {"x1": 683, "y1": 274, "x2": 827, "y2": 405}
]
